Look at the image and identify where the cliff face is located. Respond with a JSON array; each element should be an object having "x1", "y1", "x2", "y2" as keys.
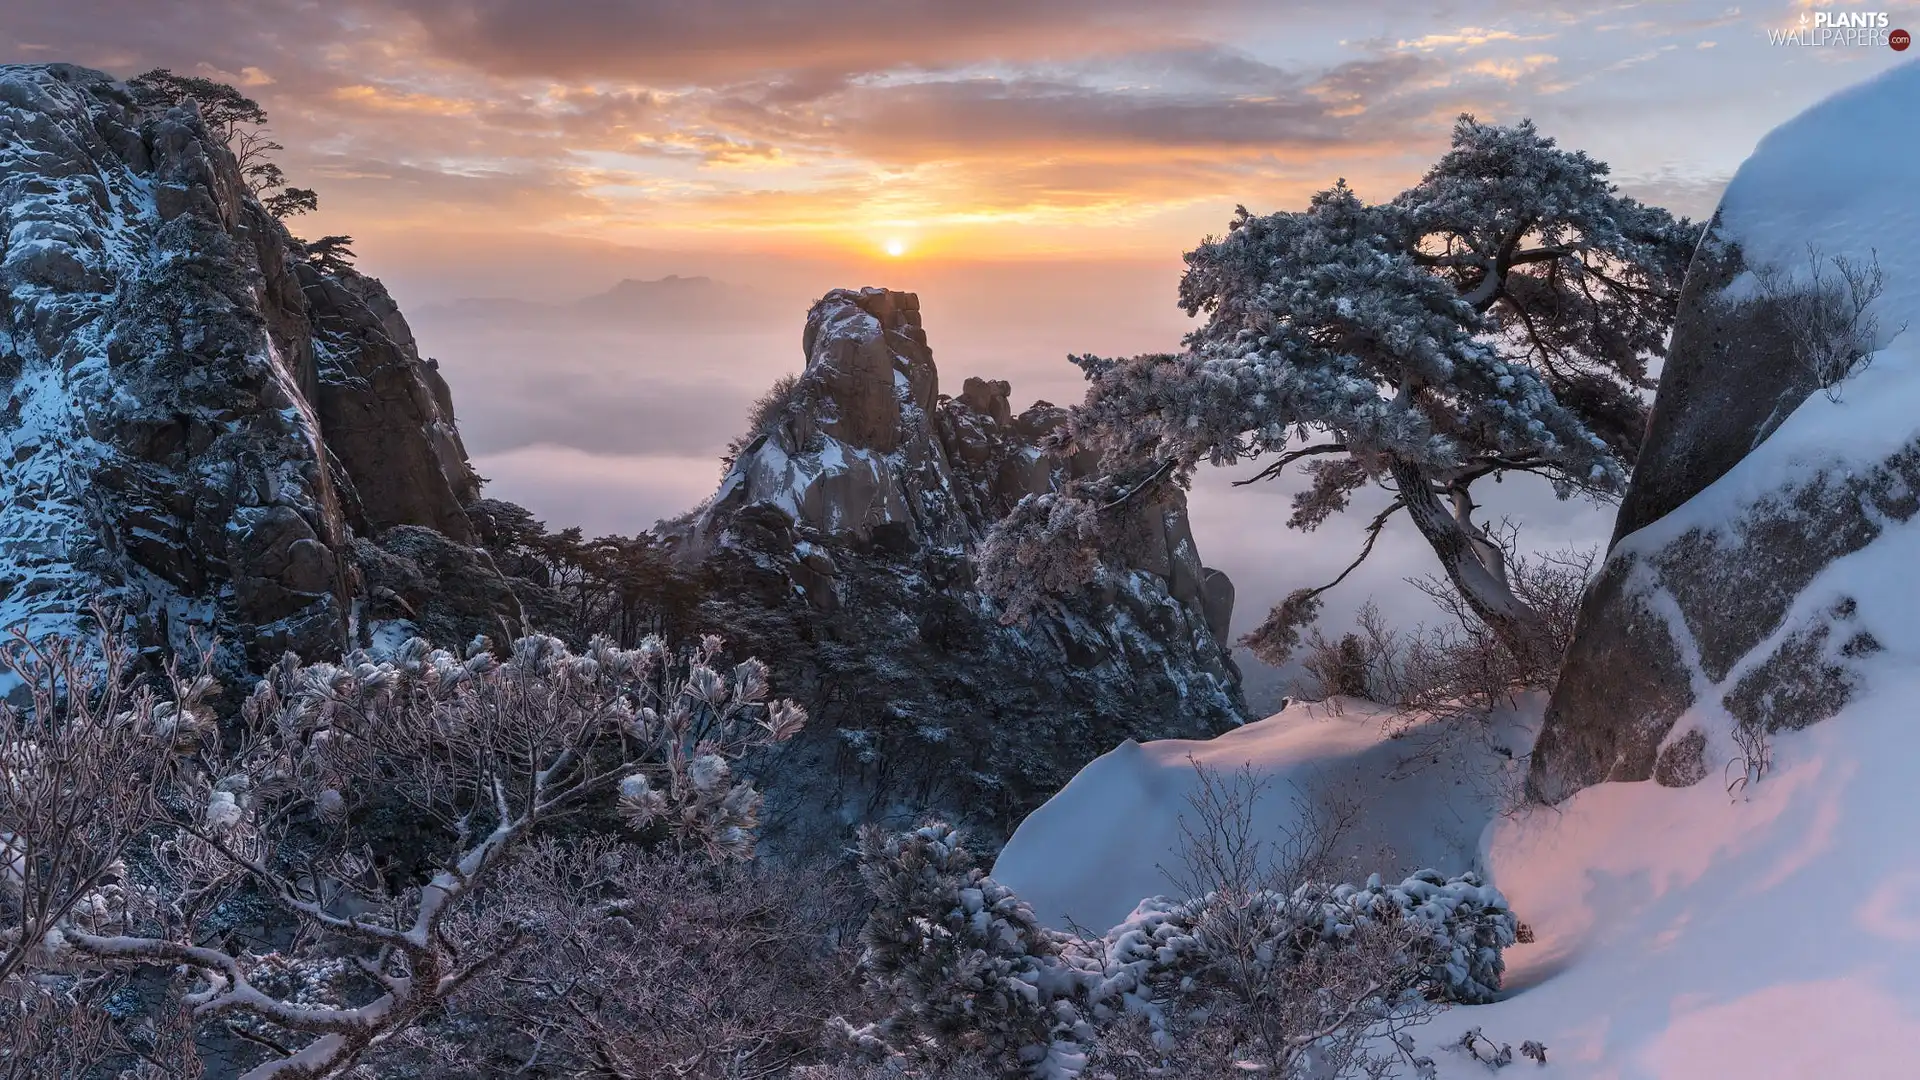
[
  {"x1": 1528, "y1": 62, "x2": 1920, "y2": 804},
  {"x1": 0, "y1": 64, "x2": 486, "y2": 679},
  {"x1": 679, "y1": 287, "x2": 1245, "y2": 852}
]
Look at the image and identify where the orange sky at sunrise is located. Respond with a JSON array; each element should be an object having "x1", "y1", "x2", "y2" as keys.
[{"x1": 8, "y1": 0, "x2": 1915, "y2": 685}]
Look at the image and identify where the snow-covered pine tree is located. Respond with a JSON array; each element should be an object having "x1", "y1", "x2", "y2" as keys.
[{"x1": 979, "y1": 116, "x2": 1698, "y2": 664}]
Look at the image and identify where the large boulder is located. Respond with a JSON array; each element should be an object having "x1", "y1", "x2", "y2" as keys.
[
  {"x1": 694, "y1": 288, "x2": 965, "y2": 549},
  {"x1": 301, "y1": 264, "x2": 479, "y2": 542},
  {"x1": 1529, "y1": 62, "x2": 1920, "y2": 804}
]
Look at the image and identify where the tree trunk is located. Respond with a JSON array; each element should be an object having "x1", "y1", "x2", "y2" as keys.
[{"x1": 1388, "y1": 458, "x2": 1549, "y2": 662}]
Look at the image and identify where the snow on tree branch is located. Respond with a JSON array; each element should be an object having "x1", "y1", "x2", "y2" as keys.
[{"x1": 982, "y1": 115, "x2": 1698, "y2": 660}]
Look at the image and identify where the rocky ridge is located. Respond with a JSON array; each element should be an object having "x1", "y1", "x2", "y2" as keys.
[{"x1": 0, "y1": 63, "x2": 1246, "y2": 848}]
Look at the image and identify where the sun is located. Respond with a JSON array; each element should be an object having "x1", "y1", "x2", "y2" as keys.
[{"x1": 883, "y1": 238, "x2": 908, "y2": 257}]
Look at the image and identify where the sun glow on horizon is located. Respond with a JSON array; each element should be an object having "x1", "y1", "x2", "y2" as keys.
[{"x1": 883, "y1": 237, "x2": 909, "y2": 257}]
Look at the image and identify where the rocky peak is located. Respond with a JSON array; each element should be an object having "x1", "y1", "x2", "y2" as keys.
[
  {"x1": 0, "y1": 63, "x2": 493, "y2": 678},
  {"x1": 693, "y1": 286, "x2": 1232, "y2": 636},
  {"x1": 679, "y1": 286, "x2": 1246, "y2": 853}
]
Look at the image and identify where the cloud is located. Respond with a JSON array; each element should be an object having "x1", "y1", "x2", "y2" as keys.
[
  {"x1": 0, "y1": 0, "x2": 1617, "y2": 261},
  {"x1": 1603, "y1": 43, "x2": 1682, "y2": 73},
  {"x1": 1459, "y1": 53, "x2": 1560, "y2": 84},
  {"x1": 787, "y1": 54, "x2": 1444, "y2": 161},
  {"x1": 410, "y1": 315, "x2": 799, "y2": 457},
  {"x1": 1397, "y1": 26, "x2": 1557, "y2": 51},
  {"x1": 384, "y1": 0, "x2": 1258, "y2": 85},
  {"x1": 471, "y1": 445, "x2": 722, "y2": 536},
  {"x1": 1614, "y1": 170, "x2": 1730, "y2": 219}
]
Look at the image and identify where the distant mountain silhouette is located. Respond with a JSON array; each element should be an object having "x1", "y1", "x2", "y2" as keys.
[{"x1": 420, "y1": 274, "x2": 786, "y2": 328}]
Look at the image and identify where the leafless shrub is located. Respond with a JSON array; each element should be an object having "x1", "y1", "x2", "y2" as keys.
[
  {"x1": 393, "y1": 836, "x2": 862, "y2": 1078},
  {"x1": 1296, "y1": 601, "x2": 1413, "y2": 706},
  {"x1": 1750, "y1": 245, "x2": 1903, "y2": 403},
  {"x1": 1290, "y1": 546, "x2": 1591, "y2": 815},
  {"x1": 0, "y1": 616, "x2": 204, "y2": 989},
  {"x1": 0, "y1": 978, "x2": 126, "y2": 1079},
  {"x1": 2, "y1": 623, "x2": 804, "y2": 1080},
  {"x1": 1726, "y1": 717, "x2": 1773, "y2": 800},
  {"x1": 1451, "y1": 1026, "x2": 1512, "y2": 1068},
  {"x1": 1400, "y1": 542, "x2": 1592, "y2": 713},
  {"x1": 1295, "y1": 544, "x2": 1594, "y2": 726}
]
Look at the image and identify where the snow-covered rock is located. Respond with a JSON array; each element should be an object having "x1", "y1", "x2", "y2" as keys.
[
  {"x1": 679, "y1": 288, "x2": 1247, "y2": 855},
  {"x1": 1531, "y1": 59, "x2": 1920, "y2": 803},
  {"x1": 999, "y1": 70, "x2": 1920, "y2": 1074},
  {"x1": 0, "y1": 64, "x2": 489, "y2": 680}
]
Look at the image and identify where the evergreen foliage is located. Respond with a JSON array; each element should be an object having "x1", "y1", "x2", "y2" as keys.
[
  {"x1": 130, "y1": 68, "x2": 321, "y2": 221},
  {"x1": 980, "y1": 117, "x2": 1698, "y2": 663},
  {"x1": 838, "y1": 820, "x2": 1516, "y2": 1078},
  {"x1": 467, "y1": 497, "x2": 708, "y2": 647}
]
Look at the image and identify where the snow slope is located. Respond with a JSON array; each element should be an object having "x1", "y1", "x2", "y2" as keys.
[
  {"x1": 992, "y1": 698, "x2": 1532, "y2": 933},
  {"x1": 996, "y1": 60, "x2": 1920, "y2": 1078},
  {"x1": 998, "y1": 679, "x2": 1920, "y2": 1077}
]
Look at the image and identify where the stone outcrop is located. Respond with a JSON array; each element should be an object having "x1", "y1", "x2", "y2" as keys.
[
  {"x1": 1528, "y1": 62, "x2": 1920, "y2": 804},
  {"x1": 677, "y1": 287, "x2": 1246, "y2": 854},
  {"x1": 0, "y1": 64, "x2": 499, "y2": 675}
]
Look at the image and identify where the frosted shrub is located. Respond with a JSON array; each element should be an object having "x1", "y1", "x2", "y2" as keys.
[
  {"x1": 1315, "y1": 870, "x2": 1517, "y2": 1004},
  {"x1": 1298, "y1": 545, "x2": 1595, "y2": 734},
  {"x1": 386, "y1": 837, "x2": 862, "y2": 1078},
  {"x1": 719, "y1": 370, "x2": 806, "y2": 476},
  {"x1": 840, "y1": 822, "x2": 1092, "y2": 1078},
  {"x1": 1748, "y1": 245, "x2": 1901, "y2": 403},
  {"x1": 842, "y1": 776, "x2": 1518, "y2": 1080},
  {"x1": 0, "y1": 622, "x2": 804, "y2": 1080}
]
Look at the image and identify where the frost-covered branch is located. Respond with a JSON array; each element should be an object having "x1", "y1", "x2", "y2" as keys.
[
  {"x1": 837, "y1": 770, "x2": 1517, "y2": 1079},
  {"x1": 1243, "y1": 500, "x2": 1404, "y2": 665},
  {"x1": 3, "y1": 624, "x2": 804, "y2": 1079},
  {"x1": 1748, "y1": 245, "x2": 1903, "y2": 404},
  {"x1": 0, "y1": 613, "x2": 205, "y2": 988}
]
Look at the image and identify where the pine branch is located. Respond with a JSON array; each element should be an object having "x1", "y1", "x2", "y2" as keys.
[{"x1": 1232, "y1": 443, "x2": 1349, "y2": 487}]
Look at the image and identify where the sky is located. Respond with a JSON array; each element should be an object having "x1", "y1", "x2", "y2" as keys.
[{"x1": 6, "y1": 1, "x2": 1914, "y2": 699}]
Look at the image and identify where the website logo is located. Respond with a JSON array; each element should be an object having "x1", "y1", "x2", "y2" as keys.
[{"x1": 1768, "y1": 9, "x2": 1908, "y2": 47}]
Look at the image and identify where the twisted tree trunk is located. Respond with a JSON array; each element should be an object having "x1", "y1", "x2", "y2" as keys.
[{"x1": 1388, "y1": 458, "x2": 1549, "y2": 664}]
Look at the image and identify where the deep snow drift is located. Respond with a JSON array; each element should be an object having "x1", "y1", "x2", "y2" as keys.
[
  {"x1": 992, "y1": 699, "x2": 1533, "y2": 935},
  {"x1": 997, "y1": 678, "x2": 1920, "y2": 1077},
  {"x1": 996, "y1": 59, "x2": 1920, "y2": 1080}
]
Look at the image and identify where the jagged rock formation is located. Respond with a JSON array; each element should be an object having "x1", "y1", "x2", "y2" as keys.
[
  {"x1": 1528, "y1": 63, "x2": 1919, "y2": 804},
  {"x1": 677, "y1": 287, "x2": 1246, "y2": 853},
  {"x1": 0, "y1": 64, "x2": 1245, "y2": 850},
  {"x1": 0, "y1": 64, "x2": 498, "y2": 678}
]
